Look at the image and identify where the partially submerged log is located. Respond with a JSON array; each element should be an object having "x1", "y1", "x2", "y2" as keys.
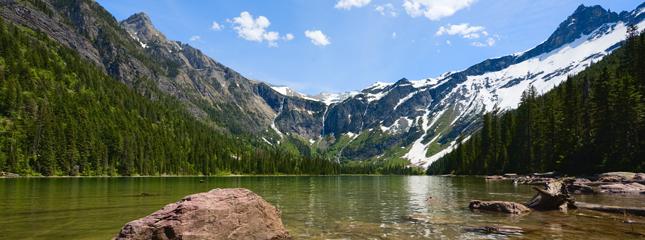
[
  {"x1": 469, "y1": 200, "x2": 531, "y2": 214},
  {"x1": 576, "y1": 202, "x2": 645, "y2": 217},
  {"x1": 525, "y1": 181, "x2": 576, "y2": 211}
]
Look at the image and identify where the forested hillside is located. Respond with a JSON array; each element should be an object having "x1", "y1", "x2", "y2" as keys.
[
  {"x1": 0, "y1": 19, "x2": 339, "y2": 176},
  {"x1": 428, "y1": 27, "x2": 645, "y2": 175}
]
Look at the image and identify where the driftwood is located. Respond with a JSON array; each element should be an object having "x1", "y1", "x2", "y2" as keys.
[
  {"x1": 525, "y1": 180, "x2": 576, "y2": 211},
  {"x1": 576, "y1": 202, "x2": 645, "y2": 217}
]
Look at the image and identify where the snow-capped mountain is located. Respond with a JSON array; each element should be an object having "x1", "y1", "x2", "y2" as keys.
[{"x1": 265, "y1": 3, "x2": 645, "y2": 167}]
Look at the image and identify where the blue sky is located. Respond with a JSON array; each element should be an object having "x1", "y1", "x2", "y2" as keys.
[{"x1": 97, "y1": 0, "x2": 641, "y2": 94}]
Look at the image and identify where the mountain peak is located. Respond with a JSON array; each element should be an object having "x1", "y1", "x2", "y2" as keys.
[
  {"x1": 121, "y1": 12, "x2": 168, "y2": 46},
  {"x1": 395, "y1": 78, "x2": 410, "y2": 84},
  {"x1": 125, "y1": 12, "x2": 152, "y2": 24},
  {"x1": 514, "y1": 4, "x2": 618, "y2": 62},
  {"x1": 570, "y1": 4, "x2": 610, "y2": 20}
]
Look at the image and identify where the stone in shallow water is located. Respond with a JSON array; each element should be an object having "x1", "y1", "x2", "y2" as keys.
[
  {"x1": 115, "y1": 188, "x2": 291, "y2": 240},
  {"x1": 468, "y1": 200, "x2": 531, "y2": 214}
]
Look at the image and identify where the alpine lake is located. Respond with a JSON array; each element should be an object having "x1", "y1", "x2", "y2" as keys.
[{"x1": 1, "y1": 176, "x2": 643, "y2": 239}]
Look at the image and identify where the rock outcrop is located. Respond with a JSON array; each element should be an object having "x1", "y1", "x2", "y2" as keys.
[{"x1": 115, "y1": 188, "x2": 291, "y2": 240}]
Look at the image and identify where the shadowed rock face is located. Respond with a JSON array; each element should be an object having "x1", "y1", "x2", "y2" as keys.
[{"x1": 115, "y1": 188, "x2": 291, "y2": 240}]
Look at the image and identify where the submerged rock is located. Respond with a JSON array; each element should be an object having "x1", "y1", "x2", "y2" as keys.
[
  {"x1": 402, "y1": 213, "x2": 429, "y2": 223},
  {"x1": 464, "y1": 225, "x2": 524, "y2": 236},
  {"x1": 115, "y1": 188, "x2": 291, "y2": 240},
  {"x1": 468, "y1": 200, "x2": 531, "y2": 214}
]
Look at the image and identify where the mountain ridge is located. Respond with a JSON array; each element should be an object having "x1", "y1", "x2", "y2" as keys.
[{"x1": 2, "y1": 0, "x2": 643, "y2": 170}]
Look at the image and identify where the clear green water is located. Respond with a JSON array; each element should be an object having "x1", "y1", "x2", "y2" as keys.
[{"x1": 1, "y1": 176, "x2": 644, "y2": 239}]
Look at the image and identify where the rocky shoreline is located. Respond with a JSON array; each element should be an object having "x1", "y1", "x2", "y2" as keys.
[
  {"x1": 484, "y1": 171, "x2": 645, "y2": 194},
  {"x1": 473, "y1": 172, "x2": 645, "y2": 217}
]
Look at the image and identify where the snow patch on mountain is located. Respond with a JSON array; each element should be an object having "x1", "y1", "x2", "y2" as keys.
[
  {"x1": 367, "y1": 81, "x2": 392, "y2": 90},
  {"x1": 309, "y1": 91, "x2": 360, "y2": 105}
]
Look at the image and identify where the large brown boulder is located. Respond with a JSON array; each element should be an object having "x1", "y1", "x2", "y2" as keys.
[
  {"x1": 115, "y1": 188, "x2": 291, "y2": 240},
  {"x1": 468, "y1": 200, "x2": 531, "y2": 214}
]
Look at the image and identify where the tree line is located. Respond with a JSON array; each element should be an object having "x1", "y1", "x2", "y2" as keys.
[
  {"x1": 0, "y1": 19, "x2": 340, "y2": 176},
  {"x1": 428, "y1": 26, "x2": 645, "y2": 175}
]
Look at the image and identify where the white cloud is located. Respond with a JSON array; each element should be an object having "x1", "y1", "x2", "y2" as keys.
[
  {"x1": 403, "y1": 0, "x2": 475, "y2": 21},
  {"x1": 436, "y1": 23, "x2": 498, "y2": 47},
  {"x1": 392, "y1": 32, "x2": 397, "y2": 39},
  {"x1": 375, "y1": 3, "x2": 397, "y2": 17},
  {"x1": 189, "y1": 35, "x2": 201, "y2": 41},
  {"x1": 471, "y1": 37, "x2": 497, "y2": 47},
  {"x1": 230, "y1": 11, "x2": 291, "y2": 47},
  {"x1": 335, "y1": 0, "x2": 371, "y2": 10},
  {"x1": 445, "y1": 39, "x2": 451, "y2": 45},
  {"x1": 211, "y1": 21, "x2": 222, "y2": 31},
  {"x1": 304, "y1": 30, "x2": 331, "y2": 46},
  {"x1": 231, "y1": 12, "x2": 273, "y2": 42},
  {"x1": 435, "y1": 23, "x2": 485, "y2": 38},
  {"x1": 283, "y1": 33, "x2": 295, "y2": 41}
]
